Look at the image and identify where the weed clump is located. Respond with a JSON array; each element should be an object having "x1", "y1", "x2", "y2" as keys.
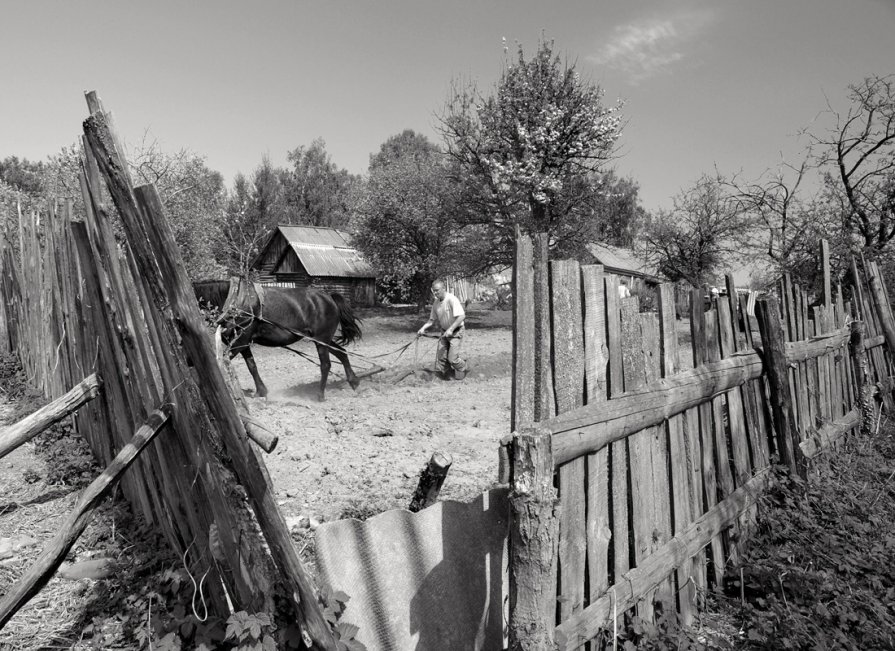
[{"x1": 727, "y1": 429, "x2": 895, "y2": 649}]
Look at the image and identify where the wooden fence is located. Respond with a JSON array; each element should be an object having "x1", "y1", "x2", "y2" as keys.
[
  {"x1": 507, "y1": 231, "x2": 893, "y2": 650},
  {"x1": 0, "y1": 94, "x2": 338, "y2": 647}
]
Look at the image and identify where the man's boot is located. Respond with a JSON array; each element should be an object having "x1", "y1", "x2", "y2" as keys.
[{"x1": 453, "y1": 368, "x2": 466, "y2": 380}]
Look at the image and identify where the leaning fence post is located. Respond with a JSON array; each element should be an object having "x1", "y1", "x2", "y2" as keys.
[
  {"x1": 755, "y1": 297, "x2": 804, "y2": 477},
  {"x1": 849, "y1": 320, "x2": 874, "y2": 435},
  {"x1": 508, "y1": 427, "x2": 558, "y2": 651},
  {"x1": 866, "y1": 262, "x2": 895, "y2": 359}
]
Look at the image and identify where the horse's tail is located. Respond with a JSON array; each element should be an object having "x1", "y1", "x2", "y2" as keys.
[{"x1": 331, "y1": 293, "x2": 363, "y2": 346}]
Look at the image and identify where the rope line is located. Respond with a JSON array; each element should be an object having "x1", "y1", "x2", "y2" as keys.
[{"x1": 219, "y1": 306, "x2": 446, "y2": 377}]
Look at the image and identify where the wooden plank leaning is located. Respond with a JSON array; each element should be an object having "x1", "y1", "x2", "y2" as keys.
[
  {"x1": 83, "y1": 102, "x2": 337, "y2": 649},
  {"x1": 0, "y1": 374, "x2": 101, "y2": 460},
  {"x1": 867, "y1": 261, "x2": 895, "y2": 375},
  {"x1": 0, "y1": 406, "x2": 171, "y2": 629},
  {"x1": 755, "y1": 297, "x2": 805, "y2": 477}
]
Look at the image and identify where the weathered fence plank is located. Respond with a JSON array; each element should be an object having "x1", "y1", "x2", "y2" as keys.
[
  {"x1": 581, "y1": 265, "x2": 610, "y2": 609},
  {"x1": 604, "y1": 274, "x2": 630, "y2": 588},
  {"x1": 512, "y1": 230, "x2": 535, "y2": 431},
  {"x1": 554, "y1": 471, "x2": 772, "y2": 650},
  {"x1": 551, "y1": 259, "x2": 587, "y2": 624},
  {"x1": 659, "y1": 284, "x2": 696, "y2": 623},
  {"x1": 509, "y1": 429, "x2": 559, "y2": 651},
  {"x1": 755, "y1": 297, "x2": 803, "y2": 476}
]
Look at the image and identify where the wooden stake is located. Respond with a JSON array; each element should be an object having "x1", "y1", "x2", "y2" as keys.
[
  {"x1": 508, "y1": 428, "x2": 558, "y2": 651},
  {"x1": 0, "y1": 374, "x2": 101, "y2": 460},
  {"x1": 408, "y1": 452, "x2": 453, "y2": 512},
  {"x1": 0, "y1": 407, "x2": 170, "y2": 629},
  {"x1": 850, "y1": 320, "x2": 874, "y2": 436}
]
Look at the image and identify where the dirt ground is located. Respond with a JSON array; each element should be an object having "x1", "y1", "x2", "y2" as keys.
[{"x1": 233, "y1": 303, "x2": 513, "y2": 525}]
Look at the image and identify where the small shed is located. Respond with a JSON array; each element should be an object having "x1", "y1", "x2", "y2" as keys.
[
  {"x1": 586, "y1": 242, "x2": 664, "y2": 288},
  {"x1": 251, "y1": 225, "x2": 377, "y2": 306},
  {"x1": 586, "y1": 242, "x2": 671, "y2": 313}
]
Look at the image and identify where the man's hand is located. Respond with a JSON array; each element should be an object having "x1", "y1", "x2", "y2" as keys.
[
  {"x1": 417, "y1": 327, "x2": 427, "y2": 337},
  {"x1": 443, "y1": 329, "x2": 453, "y2": 338}
]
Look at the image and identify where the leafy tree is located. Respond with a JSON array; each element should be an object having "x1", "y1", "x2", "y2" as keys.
[
  {"x1": 0, "y1": 156, "x2": 46, "y2": 196},
  {"x1": 369, "y1": 129, "x2": 440, "y2": 172},
  {"x1": 219, "y1": 157, "x2": 285, "y2": 276},
  {"x1": 641, "y1": 175, "x2": 753, "y2": 286},
  {"x1": 353, "y1": 132, "x2": 459, "y2": 304},
  {"x1": 130, "y1": 138, "x2": 229, "y2": 279},
  {"x1": 283, "y1": 138, "x2": 359, "y2": 229},
  {"x1": 439, "y1": 38, "x2": 624, "y2": 270},
  {"x1": 581, "y1": 171, "x2": 647, "y2": 249}
]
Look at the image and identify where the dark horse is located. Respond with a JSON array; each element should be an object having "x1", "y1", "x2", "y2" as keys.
[{"x1": 193, "y1": 279, "x2": 362, "y2": 401}]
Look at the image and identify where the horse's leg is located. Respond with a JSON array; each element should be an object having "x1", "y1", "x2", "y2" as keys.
[
  {"x1": 315, "y1": 343, "x2": 331, "y2": 401},
  {"x1": 329, "y1": 342, "x2": 360, "y2": 390},
  {"x1": 239, "y1": 348, "x2": 268, "y2": 398}
]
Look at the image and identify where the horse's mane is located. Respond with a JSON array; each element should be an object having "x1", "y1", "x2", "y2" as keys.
[{"x1": 192, "y1": 279, "x2": 231, "y2": 308}]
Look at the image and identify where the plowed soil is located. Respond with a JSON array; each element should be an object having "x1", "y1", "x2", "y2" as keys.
[{"x1": 231, "y1": 305, "x2": 513, "y2": 525}]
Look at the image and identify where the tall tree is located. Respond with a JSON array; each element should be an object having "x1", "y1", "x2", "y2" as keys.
[
  {"x1": 0, "y1": 156, "x2": 46, "y2": 196},
  {"x1": 130, "y1": 138, "x2": 229, "y2": 279},
  {"x1": 219, "y1": 157, "x2": 285, "y2": 276},
  {"x1": 354, "y1": 133, "x2": 458, "y2": 304},
  {"x1": 812, "y1": 74, "x2": 895, "y2": 252},
  {"x1": 369, "y1": 129, "x2": 440, "y2": 172},
  {"x1": 641, "y1": 175, "x2": 753, "y2": 286},
  {"x1": 283, "y1": 138, "x2": 359, "y2": 229},
  {"x1": 439, "y1": 39, "x2": 624, "y2": 270}
]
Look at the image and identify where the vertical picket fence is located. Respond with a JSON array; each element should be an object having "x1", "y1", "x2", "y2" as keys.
[{"x1": 507, "y1": 232, "x2": 895, "y2": 650}]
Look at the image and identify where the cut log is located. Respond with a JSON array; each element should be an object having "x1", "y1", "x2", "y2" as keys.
[
  {"x1": 0, "y1": 406, "x2": 170, "y2": 629},
  {"x1": 799, "y1": 409, "x2": 861, "y2": 459},
  {"x1": 783, "y1": 327, "x2": 849, "y2": 362},
  {"x1": 214, "y1": 328, "x2": 278, "y2": 453},
  {"x1": 408, "y1": 452, "x2": 453, "y2": 512},
  {"x1": 0, "y1": 374, "x2": 101, "y2": 460},
  {"x1": 241, "y1": 415, "x2": 279, "y2": 454}
]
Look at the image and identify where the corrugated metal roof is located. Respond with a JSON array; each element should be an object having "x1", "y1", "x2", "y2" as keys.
[
  {"x1": 586, "y1": 242, "x2": 662, "y2": 280},
  {"x1": 278, "y1": 225, "x2": 351, "y2": 248},
  {"x1": 287, "y1": 243, "x2": 374, "y2": 277},
  {"x1": 274, "y1": 226, "x2": 375, "y2": 278}
]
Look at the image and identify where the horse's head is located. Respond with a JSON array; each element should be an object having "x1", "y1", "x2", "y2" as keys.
[{"x1": 217, "y1": 277, "x2": 262, "y2": 345}]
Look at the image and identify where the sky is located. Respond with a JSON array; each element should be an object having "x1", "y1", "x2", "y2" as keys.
[{"x1": 2, "y1": 0, "x2": 894, "y2": 212}]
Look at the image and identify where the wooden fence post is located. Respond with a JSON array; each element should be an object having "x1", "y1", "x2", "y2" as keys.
[
  {"x1": 509, "y1": 428, "x2": 559, "y2": 651},
  {"x1": 866, "y1": 262, "x2": 895, "y2": 360},
  {"x1": 849, "y1": 320, "x2": 874, "y2": 436},
  {"x1": 755, "y1": 297, "x2": 804, "y2": 477}
]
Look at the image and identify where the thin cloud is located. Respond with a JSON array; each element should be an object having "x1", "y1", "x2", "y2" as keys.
[{"x1": 591, "y1": 10, "x2": 716, "y2": 82}]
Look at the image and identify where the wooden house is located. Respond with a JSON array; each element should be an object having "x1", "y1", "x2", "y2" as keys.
[
  {"x1": 251, "y1": 225, "x2": 377, "y2": 306},
  {"x1": 586, "y1": 242, "x2": 671, "y2": 313},
  {"x1": 586, "y1": 242, "x2": 664, "y2": 290}
]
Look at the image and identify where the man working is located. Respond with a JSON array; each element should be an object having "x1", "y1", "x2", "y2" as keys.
[{"x1": 417, "y1": 279, "x2": 468, "y2": 380}]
